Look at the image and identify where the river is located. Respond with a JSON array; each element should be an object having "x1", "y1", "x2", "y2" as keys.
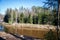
[{"x1": 0, "y1": 25, "x2": 4, "y2": 31}]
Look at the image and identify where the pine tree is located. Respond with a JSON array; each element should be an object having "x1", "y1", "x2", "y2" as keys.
[
  {"x1": 28, "y1": 14, "x2": 33, "y2": 24},
  {"x1": 20, "y1": 13, "x2": 24, "y2": 23}
]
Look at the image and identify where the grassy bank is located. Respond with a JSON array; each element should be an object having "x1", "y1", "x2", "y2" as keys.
[{"x1": 3, "y1": 23, "x2": 57, "y2": 38}]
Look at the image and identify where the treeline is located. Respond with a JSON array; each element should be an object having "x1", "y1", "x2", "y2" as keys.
[{"x1": 3, "y1": 6, "x2": 60, "y2": 26}]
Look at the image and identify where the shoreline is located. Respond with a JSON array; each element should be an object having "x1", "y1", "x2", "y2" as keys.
[{"x1": 0, "y1": 31, "x2": 21, "y2": 40}]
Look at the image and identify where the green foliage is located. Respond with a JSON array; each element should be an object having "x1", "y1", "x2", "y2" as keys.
[
  {"x1": 33, "y1": 15, "x2": 38, "y2": 24},
  {"x1": 38, "y1": 13, "x2": 41, "y2": 24},
  {"x1": 20, "y1": 13, "x2": 24, "y2": 23},
  {"x1": 4, "y1": 8, "x2": 13, "y2": 23},
  {"x1": 43, "y1": 0, "x2": 59, "y2": 26},
  {"x1": 4, "y1": 27, "x2": 8, "y2": 33},
  {"x1": 28, "y1": 14, "x2": 33, "y2": 24},
  {"x1": 44, "y1": 29, "x2": 56, "y2": 40},
  {"x1": 24, "y1": 17, "x2": 28, "y2": 23},
  {"x1": 4, "y1": 14, "x2": 9, "y2": 23},
  {"x1": 37, "y1": 13, "x2": 48, "y2": 24},
  {"x1": 3, "y1": 6, "x2": 60, "y2": 26}
]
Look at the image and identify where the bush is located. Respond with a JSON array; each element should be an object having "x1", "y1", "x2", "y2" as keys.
[{"x1": 44, "y1": 29, "x2": 56, "y2": 40}]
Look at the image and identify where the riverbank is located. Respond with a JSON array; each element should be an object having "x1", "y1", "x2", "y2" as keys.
[
  {"x1": 0, "y1": 32, "x2": 21, "y2": 40},
  {"x1": 2, "y1": 23, "x2": 58, "y2": 39}
]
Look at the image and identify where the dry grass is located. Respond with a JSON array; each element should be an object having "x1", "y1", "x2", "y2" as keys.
[{"x1": 3, "y1": 23, "x2": 57, "y2": 38}]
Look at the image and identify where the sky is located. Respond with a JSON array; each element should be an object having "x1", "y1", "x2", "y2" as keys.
[{"x1": 0, "y1": 0, "x2": 46, "y2": 15}]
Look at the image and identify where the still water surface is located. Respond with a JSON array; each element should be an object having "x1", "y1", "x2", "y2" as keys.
[{"x1": 0, "y1": 25, "x2": 4, "y2": 31}]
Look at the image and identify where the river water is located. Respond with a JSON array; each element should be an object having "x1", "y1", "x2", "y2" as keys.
[{"x1": 0, "y1": 25, "x2": 4, "y2": 31}]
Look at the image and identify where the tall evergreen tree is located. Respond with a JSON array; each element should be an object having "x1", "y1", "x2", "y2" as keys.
[
  {"x1": 43, "y1": 0, "x2": 58, "y2": 26},
  {"x1": 28, "y1": 14, "x2": 33, "y2": 24},
  {"x1": 20, "y1": 13, "x2": 24, "y2": 23}
]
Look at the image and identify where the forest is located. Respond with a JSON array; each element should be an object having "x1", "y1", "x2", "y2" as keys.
[{"x1": 3, "y1": 6, "x2": 60, "y2": 26}]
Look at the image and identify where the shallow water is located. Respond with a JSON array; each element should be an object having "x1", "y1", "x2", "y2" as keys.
[{"x1": 0, "y1": 25, "x2": 4, "y2": 31}]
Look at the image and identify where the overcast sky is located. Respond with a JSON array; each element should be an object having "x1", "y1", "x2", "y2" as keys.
[{"x1": 0, "y1": 0, "x2": 46, "y2": 15}]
